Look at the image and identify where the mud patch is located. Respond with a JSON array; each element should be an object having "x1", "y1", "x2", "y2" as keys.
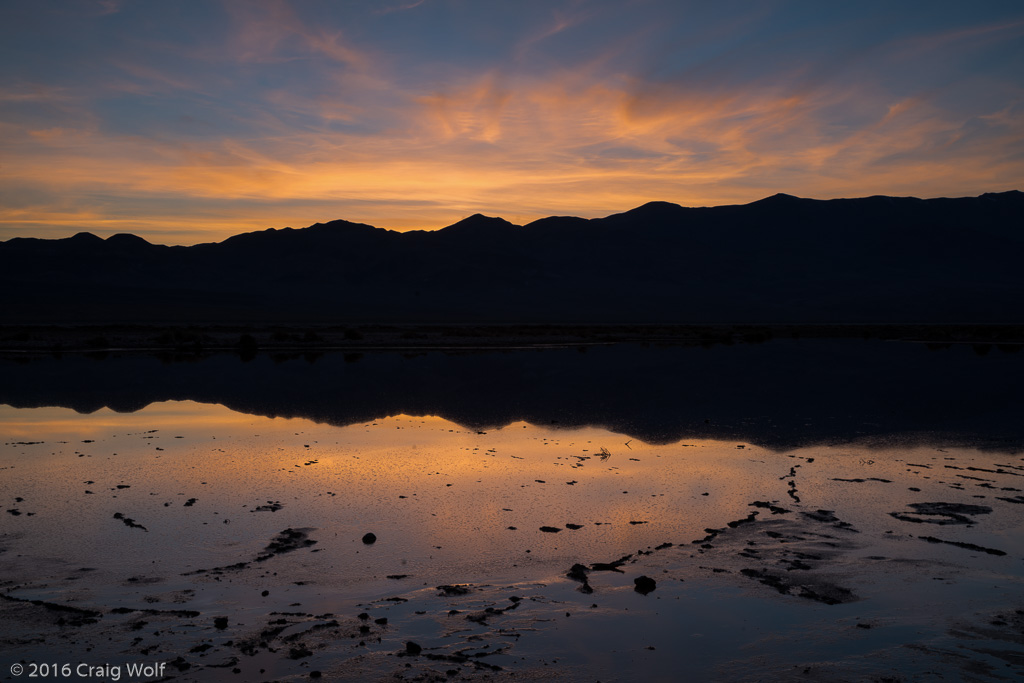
[{"x1": 890, "y1": 502, "x2": 992, "y2": 526}]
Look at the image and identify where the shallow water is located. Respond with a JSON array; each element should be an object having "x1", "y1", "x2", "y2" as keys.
[
  {"x1": 1, "y1": 403, "x2": 791, "y2": 592},
  {"x1": 2, "y1": 396, "x2": 1023, "y2": 681}
]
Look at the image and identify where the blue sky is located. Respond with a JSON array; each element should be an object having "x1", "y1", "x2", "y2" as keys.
[{"x1": 1, "y1": 0, "x2": 1022, "y2": 243}]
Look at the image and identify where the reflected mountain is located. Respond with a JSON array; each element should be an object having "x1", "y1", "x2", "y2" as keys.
[
  {"x1": 2, "y1": 191, "x2": 1023, "y2": 323},
  {"x1": 3, "y1": 340, "x2": 1022, "y2": 450}
]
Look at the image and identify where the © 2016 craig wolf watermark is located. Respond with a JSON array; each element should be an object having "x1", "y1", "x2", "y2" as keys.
[{"x1": 9, "y1": 661, "x2": 168, "y2": 680}]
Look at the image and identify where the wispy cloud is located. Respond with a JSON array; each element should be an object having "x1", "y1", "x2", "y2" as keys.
[
  {"x1": 95, "y1": 0, "x2": 122, "y2": 17},
  {"x1": 375, "y1": 0, "x2": 428, "y2": 16},
  {"x1": 892, "y1": 16, "x2": 1024, "y2": 58},
  {"x1": 222, "y1": 0, "x2": 368, "y2": 67}
]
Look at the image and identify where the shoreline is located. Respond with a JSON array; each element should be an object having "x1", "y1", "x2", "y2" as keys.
[{"x1": 3, "y1": 322, "x2": 1023, "y2": 355}]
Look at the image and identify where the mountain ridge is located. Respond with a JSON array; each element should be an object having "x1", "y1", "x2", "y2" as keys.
[
  {"x1": 2, "y1": 191, "x2": 1022, "y2": 324},
  {"x1": 5, "y1": 190, "x2": 1019, "y2": 247}
]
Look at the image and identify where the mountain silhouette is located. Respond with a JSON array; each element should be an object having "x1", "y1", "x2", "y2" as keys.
[{"x1": 2, "y1": 191, "x2": 1022, "y2": 323}]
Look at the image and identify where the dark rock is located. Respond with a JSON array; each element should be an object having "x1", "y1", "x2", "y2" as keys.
[
  {"x1": 749, "y1": 501, "x2": 791, "y2": 514},
  {"x1": 918, "y1": 535, "x2": 1006, "y2": 555},
  {"x1": 169, "y1": 657, "x2": 191, "y2": 672},
  {"x1": 362, "y1": 532, "x2": 377, "y2": 544},
  {"x1": 259, "y1": 528, "x2": 317, "y2": 558},
  {"x1": 634, "y1": 576, "x2": 657, "y2": 595},
  {"x1": 727, "y1": 512, "x2": 758, "y2": 528},
  {"x1": 112, "y1": 512, "x2": 148, "y2": 532},
  {"x1": 591, "y1": 553, "x2": 632, "y2": 572},
  {"x1": 566, "y1": 563, "x2": 589, "y2": 582}
]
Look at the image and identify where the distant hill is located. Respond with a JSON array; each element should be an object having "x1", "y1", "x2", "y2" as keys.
[{"x1": 2, "y1": 191, "x2": 1022, "y2": 323}]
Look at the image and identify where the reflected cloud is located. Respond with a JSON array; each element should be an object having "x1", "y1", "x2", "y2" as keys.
[{"x1": 0, "y1": 401, "x2": 259, "y2": 441}]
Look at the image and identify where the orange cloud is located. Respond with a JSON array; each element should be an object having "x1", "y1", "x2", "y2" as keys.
[{"x1": 2, "y1": 61, "x2": 1021, "y2": 244}]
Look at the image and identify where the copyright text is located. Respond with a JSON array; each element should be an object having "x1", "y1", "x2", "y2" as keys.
[{"x1": 9, "y1": 662, "x2": 167, "y2": 680}]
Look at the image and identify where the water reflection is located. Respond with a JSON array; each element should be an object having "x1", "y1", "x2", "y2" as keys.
[
  {"x1": 2, "y1": 339, "x2": 1021, "y2": 450},
  {"x1": 0, "y1": 403, "x2": 788, "y2": 583},
  {"x1": 2, "y1": 384, "x2": 1023, "y2": 680}
]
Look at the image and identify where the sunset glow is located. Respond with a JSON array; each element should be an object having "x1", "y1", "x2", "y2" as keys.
[{"x1": 2, "y1": 1, "x2": 1022, "y2": 244}]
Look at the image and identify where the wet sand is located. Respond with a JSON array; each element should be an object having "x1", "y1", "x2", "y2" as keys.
[{"x1": 2, "y1": 403, "x2": 1022, "y2": 681}]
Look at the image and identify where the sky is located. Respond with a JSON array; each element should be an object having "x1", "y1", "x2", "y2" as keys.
[{"x1": 1, "y1": 0, "x2": 1022, "y2": 245}]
